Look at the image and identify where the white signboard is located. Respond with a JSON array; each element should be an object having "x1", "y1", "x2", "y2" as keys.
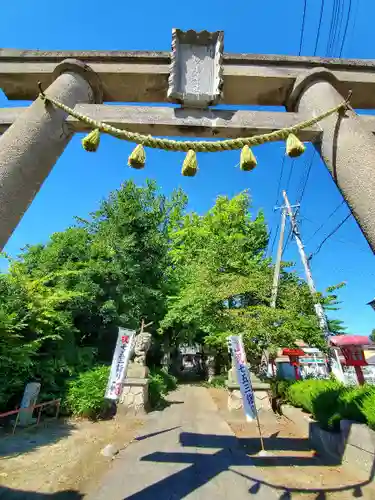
[
  {"x1": 105, "y1": 328, "x2": 136, "y2": 400},
  {"x1": 229, "y1": 335, "x2": 257, "y2": 421}
]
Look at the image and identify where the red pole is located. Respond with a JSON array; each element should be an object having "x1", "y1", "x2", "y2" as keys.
[
  {"x1": 294, "y1": 365, "x2": 301, "y2": 380},
  {"x1": 354, "y1": 365, "x2": 365, "y2": 385}
]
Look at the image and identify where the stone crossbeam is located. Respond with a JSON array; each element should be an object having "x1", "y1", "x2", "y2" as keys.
[
  {"x1": 2, "y1": 50, "x2": 375, "y2": 107},
  {"x1": 0, "y1": 105, "x2": 326, "y2": 139},
  {"x1": 1, "y1": 105, "x2": 374, "y2": 139}
]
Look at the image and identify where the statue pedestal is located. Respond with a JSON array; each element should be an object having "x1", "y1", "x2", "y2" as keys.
[
  {"x1": 119, "y1": 363, "x2": 149, "y2": 415},
  {"x1": 226, "y1": 368, "x2": 271, "y2": 413}
]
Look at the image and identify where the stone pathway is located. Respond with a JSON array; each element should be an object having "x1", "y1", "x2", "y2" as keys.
[{"x1": 88, "y1": 385, "x2": 278, "y2": 499}]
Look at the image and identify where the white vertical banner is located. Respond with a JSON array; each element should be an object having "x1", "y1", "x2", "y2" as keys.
[
  {"x1": 105, "y1": 327, "x2": 136, "y2": 400},
  {"x1": 230, "y1": 335, "x2": 257, "y2": 421}
]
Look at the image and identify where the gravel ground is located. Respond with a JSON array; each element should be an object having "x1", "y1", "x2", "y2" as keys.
[
  {"x1": 0, "y1": 416, "x2": 144, "y2": 497},
  {"x1": 209, "y1": 387, "x2": 375, "y2": 500}
]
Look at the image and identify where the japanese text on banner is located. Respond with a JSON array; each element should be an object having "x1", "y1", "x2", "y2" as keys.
[{"x1": 229, "y1": 335, "x2": 257, "y2": 421}]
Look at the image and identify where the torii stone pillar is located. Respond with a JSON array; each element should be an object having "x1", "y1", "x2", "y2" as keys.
[
  {"x1": 0, "y1": 59, "x2": 102, "y2": 250},
  {"x1": 288, "y1": 68, "x2": 375, "y2": 253}
]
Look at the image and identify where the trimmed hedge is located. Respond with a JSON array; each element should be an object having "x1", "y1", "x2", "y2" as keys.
[{"x1": 286, "y1": 379, "x2": 375, "y2": 431}]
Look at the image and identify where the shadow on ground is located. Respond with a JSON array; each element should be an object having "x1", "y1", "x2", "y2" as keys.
[
  {"x1": 0, "y1": 420, "x2": 76, "y2": 458},
  {"x1": 0, "y1": 486, "x2": 82, "y2": 499},
  {"x1": 122, "y1": 431, "x2": 375, "y2": 499}
]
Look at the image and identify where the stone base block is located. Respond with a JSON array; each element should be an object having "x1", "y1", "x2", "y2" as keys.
[
  {"x1": 119, "y1": 378, "x2": 149, "y2": 415},
  {"x1": 226, "y1": 385, "x2": 271, "y2": 412}
]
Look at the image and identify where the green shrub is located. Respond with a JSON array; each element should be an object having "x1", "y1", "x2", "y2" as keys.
[
  {"x1": 148, "y1": 369, "x2": 177, "y2": 409},
  {"x1": 208, "y1": 374, "x2": 227, "y2": 388},
  {"x1": 311, "y1": 383, "x2": 344, "y2": 431},
  {"x1": 360, "y1": 387, "x2": 375, "y2": 430},
  {"x1": 66, "y1": 365, "x2": 111, "y2": 420},
  {"x1": 337, "y1": 385, "x2": 373, "y2": 424},
  {"x1": 287, "y1": 379, "x2": 340, "y2": 414},
  {"x1": 270, "y1": 379, "x2": 295, "y2": 400},
  {"x1": 286, "y1": 379, "x2": 375, "y2": 432}
]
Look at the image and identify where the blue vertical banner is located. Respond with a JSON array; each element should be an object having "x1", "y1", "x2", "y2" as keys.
[{"x1": 230, "y1": 335, "x2": 257, "y2": 421}]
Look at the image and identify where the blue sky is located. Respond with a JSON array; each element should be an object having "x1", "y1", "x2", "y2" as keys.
[{"x1": 0, "y1": 0, "x2": 374, "y2": 334}]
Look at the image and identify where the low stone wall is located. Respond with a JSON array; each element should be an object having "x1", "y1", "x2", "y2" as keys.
[{"x1": 281, "y1": 404, "x2": 375, "y2": 474}]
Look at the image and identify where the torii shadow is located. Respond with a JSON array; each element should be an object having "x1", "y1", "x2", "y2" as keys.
[{"x1": 123, "y1": 431, "x2": 375, "y2": 499}]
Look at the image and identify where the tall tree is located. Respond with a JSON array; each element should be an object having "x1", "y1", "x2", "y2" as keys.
[
  {"x1": 161, "y1": 190, "x2": 344, "y2": 370},
  {"x1": 0, "y1": 180, "x2": 186, "y2": 408}
]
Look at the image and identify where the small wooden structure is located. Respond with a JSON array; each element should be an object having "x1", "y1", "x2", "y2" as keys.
[
  {"x1": 330, "y1": 335, "x2": 371, "y2": 385},
  {"x1": 282, "y1": 348, "x2": 305, "y2": 380}
]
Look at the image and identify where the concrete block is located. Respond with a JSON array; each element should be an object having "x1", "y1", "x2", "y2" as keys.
[
  {"x1": 280, "y1": 404, "x2": 312, "y2": 436},
  {"x1": 340, "y1": 420, "x2": 375, "y2": 475},
  {"x1": 309, "y1": 422, "x2": 343, "y2": 464}
]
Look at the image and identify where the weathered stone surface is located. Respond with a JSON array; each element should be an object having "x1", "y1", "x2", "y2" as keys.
[
  {"x1": 119, "y1": 378, "x2": 149, "y2": 415},
  {"x1": 309, "y1": 422, "x2": 343, "y2": 463},
  {"x1": 226, "y1": 371, "x2": 271, "y2": 412},
  {"x1": 0, "y1": 59, "x2": 97, "y2": 250},
  {"x1": 127, "y1": 362, "x2": 148, "y2": 379},
  {"x1": 2, "y1": 49, "x2": 375, "y2": 107},
  {"x1": 100, "y1": 444, "x2": 119, "y2": 459},
  {"x1": 341, "y1": 420, "x2": 375, "y2": 475},
  {"x1": 0, "y1": 106, "x2": 325, "y2": 140},
  {"x1": 280, "y1": 404, "x2": 312, "y2": 435},
  {"x1": 288, "y1": 67, "x2": 375, "y2": 253}
]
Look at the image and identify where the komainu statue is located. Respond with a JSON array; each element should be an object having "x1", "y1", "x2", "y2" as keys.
[{"x1": 133, "y1": 331, "x2": 152, "y2": 366}]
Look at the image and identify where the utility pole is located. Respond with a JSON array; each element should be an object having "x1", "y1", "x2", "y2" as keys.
[
  {"x1": 282, "y1": 190, "x2": 345, "y2": 379},
  {"x1": 270, "y1": 208, "x2": 287, "y2": 308}
]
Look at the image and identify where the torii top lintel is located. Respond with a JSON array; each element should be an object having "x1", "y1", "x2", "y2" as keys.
[{"x1": 1, "y1": 30, "x2": 375, "y2": 108}]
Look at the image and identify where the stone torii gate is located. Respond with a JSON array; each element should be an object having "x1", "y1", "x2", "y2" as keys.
[{"x1": 0, "y1": 29, "x2": 375, "y2": 252}]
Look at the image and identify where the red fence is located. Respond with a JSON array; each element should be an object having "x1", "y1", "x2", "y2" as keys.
[{"x1": 0, "y1": 399, "x2": 61, "y2": 436}]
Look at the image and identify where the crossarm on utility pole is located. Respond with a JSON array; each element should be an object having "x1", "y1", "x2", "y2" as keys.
[{"x1": 282, "y1": 190, "x2": 345, "y2": 380}]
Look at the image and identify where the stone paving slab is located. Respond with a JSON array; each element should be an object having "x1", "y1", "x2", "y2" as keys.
[{"x1": 88, "y1": 385, "x2": 278, "y2": 500}]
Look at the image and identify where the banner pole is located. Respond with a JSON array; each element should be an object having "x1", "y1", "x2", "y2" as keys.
[
  {"x1": 254, "y1": 411, "x2": 265, "y2": 452},
  {"x1": 238, "y1": 334, "x2": 267, "y2": 454}
]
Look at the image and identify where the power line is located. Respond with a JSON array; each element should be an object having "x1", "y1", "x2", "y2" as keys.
[
  {"x1": 282, "y1": 224, "x2": 293, "y2": 256},
  {"x1": 309, "y1": 212, "x2": 352, "y2": 261},
  {"x1": 314, "y1": 0, "x2": 325, "y2": 55},
  {"x1": 333, "y1": 0, "x2": 345, "y2": 55},
  {"x1": 269, "y1": 223, "x2": 279, "y2": 256},
  {"x1": 339, "y1": 0, "x2": 353, "y2": 56},
  {"x1": 267, "y1": 228, "x2": 273, "y2": 255},
  {"x1": 306, "y1": 199, "x2": 345, "y2": 243},
  {"x1": 299, "y1": 0, "x2": 308, "y2": 55},
  {"x1": 285, "y1": 158, "x2": 295, "y2": 195},
  {"x1": 274, "y1": 153, "x2": 286, "y2": 207},
  {"x1": 297, "y1": 149, "x2": 316, "y2": 204},
  {"x1": 327, "y1": 0, "x2": 341, "y2": 56}
]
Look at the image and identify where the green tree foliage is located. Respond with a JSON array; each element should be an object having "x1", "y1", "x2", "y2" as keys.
[
  {"x1": 161, "y1": 191, "x2": 344, "y2": 363},
  {"x1": 0, "y1": 180, "x2": 186, "y2": 411},
  {"x1": 0, "y1": 182, "x2": 345, "y2": 412}
]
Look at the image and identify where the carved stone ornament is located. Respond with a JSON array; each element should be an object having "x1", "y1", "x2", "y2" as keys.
[
  {"x1": 133, "y1": 331, "x2": 152, "y2": 366},
  {"x1": 168, "y1": 28, "x2": 224, "y2": 108}
]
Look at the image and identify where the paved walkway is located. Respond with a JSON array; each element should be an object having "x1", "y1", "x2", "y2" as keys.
[{"x1": 89, "y1": 385, "x2": 277, "y2": 500}]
